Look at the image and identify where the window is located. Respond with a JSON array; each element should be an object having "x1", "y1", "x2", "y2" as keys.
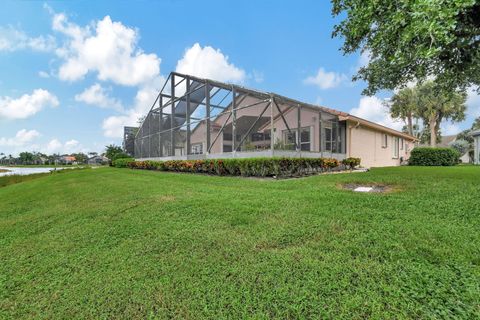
[
  {"x1": 382, "y1": 134, "x2": 388, "y2": 148},
  {"x1": 324, "y1": 127, "x2": 332, "y2": 151},
  {"x1": 282, "y1": 127, "x2": 311, "y2": 151},
  {"x1": 191, "y1": 143, "x2": 203, "y2": 155},
  {"x1": 393, "y1": 137, "x2": 399, "y2": 158},
  {"x1": 400, "y1": 138, "x2": 404, "y2": 150},
  {"x1": 300, "y1": 127, "x2": 311, "y2": 151}
]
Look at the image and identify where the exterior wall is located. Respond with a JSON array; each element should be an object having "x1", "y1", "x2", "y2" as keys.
[
  {"x1": 474, "y1": 135, "x2": 480, "y2": 164},
  {"x1": 346, "y1": 121, "x2": 414, "y2": 168}
]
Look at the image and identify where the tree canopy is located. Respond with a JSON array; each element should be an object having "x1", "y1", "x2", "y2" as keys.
[
  {"x1": 332, "y1": 0, "x2": 480, "y2": 95},
  {"x1": 389, "y1": 81, "x2": 467, "y2": 146}
]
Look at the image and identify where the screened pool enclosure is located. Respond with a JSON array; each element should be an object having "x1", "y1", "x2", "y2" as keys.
[{"x1": 134, "y1": 72, "x2": 347, "y2": 160}]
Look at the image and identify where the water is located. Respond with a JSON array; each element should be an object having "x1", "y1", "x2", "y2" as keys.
[{"x1": 0, "y1": 166, "x2": 66, "y2": 177}]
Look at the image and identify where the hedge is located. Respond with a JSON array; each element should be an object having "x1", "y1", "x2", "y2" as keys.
[
  {"x1": 123, "y1": 157, "x2": 347, "y2": 177},
  {"x1": 111, "y1": 157, "x2": 135, "y2": 168},
  {"x1": 408, "y1": 147, "x2": 460, "y2": 166},
  {"x1": 342, "y1": 157, "x2": 361, "y2": 170}
]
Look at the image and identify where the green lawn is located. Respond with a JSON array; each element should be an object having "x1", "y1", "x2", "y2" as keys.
[{"x1": 0, "y1": 166, "x2": 479, "y2": 319}]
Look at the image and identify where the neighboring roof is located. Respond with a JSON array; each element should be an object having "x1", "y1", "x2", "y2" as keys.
[
  {"x1": 438, "y1": 135, "x2": 457, "y2": 147},
  {"x1": 62, "y1": 156, "x2": 76, "y2": 161},
  {"x1": 471, "y1": 130, "x2": 480, "y2": 137},
  {"x1": 147, "y1": 71, "x2": 418, "y2": 142}
]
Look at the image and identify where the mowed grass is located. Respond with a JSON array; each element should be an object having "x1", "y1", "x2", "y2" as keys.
[{"x1": 0, "y1": 167, "x2": 479, "y2": 319}]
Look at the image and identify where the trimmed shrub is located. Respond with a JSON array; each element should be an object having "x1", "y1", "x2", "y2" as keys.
[
  {"x1": 112, "y1": 157, "x2": 134, "y2": 168},
  {"x1": 409, "y1": 147, "x2": 460, "y2": 166},
  {"x1": 123, "y1": 157, "x2": 348, "y2": 178},
  {"x1": 342, "y1": 157, "x2": 361, "y2": 170}
]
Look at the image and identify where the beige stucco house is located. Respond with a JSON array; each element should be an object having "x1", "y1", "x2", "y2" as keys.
[
  {"x1": 134, "y1": 72, "x2": 417, "y2": 168},
  {"x1": 472, "y1": 130, "x2": 480, "y2": 165}
]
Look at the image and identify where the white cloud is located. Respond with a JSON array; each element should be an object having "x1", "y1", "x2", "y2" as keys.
[
  {"x1": 304, "y1": 67, "x2": 347, "y2": 89},
  {"x1": 75, "y1": 83, "x2": 123, "y2": 111},
  {"x1": 101, "y1": 76, "x2": 164, "y2": 138},
  {"x1": 52, "y1": 13, "x2": 161, "y2": 86},
  {"x1": 350, "y1": 96, "x2": 403, "y2": 130},
  {"x1": 175, "y1": 43, "x2": 246, "y2": 83},
  {"x1": 0, "y1": 26, "x2": 56, "y2": 52},
  {"x1": 252, "y1": 70, "x2": 264, "y2": 83},
  {"x1": 38, "y1": 71, "x2": 50, "y2": 78},
  {"x1": 0, "y1": 89, "x2": 59, "y2": 120},
  {"x1": 0, "y1": 129, "x2": 40, "y2": 147},
  {"x1": 42, "y1": 138, "x2": 84, "y2": 154},
  {"x1": 467, "y1": 87, "x2": 480, "y2": 118}
]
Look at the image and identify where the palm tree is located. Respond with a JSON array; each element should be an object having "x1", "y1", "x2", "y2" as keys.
[
  {"x1": 389, "y1": 87, "x2": 419, "y2": 136},
  {"x1": 416, "y1": 82, "x2": 467, "y2": 147}
]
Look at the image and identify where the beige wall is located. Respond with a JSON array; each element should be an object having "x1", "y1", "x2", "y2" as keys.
[{"x1": 346, "y1": 121, "x2": 414, "y2": 168}]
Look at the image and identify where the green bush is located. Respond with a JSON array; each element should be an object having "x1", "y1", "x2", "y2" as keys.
[
  {"x1": 409, "y1": 147, "x2": 460, "y2": 166},
  {"x1": 123, "y1": 157, "x2": 346, "y2": 178},
  {"x1": 342, "y1": 157, "x2": 361, "y2": 170},
  {"x1": 112, "y1": 157, "x2": 135, "y2": 168}
]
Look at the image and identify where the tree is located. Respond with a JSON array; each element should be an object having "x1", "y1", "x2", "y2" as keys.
[
  {"x1": 332, "y1": 0, "x2": 480, "y2": 95},
  {"x1": 415, "y1": 82, "x2": 467, "y2": 147},
  {"x1": 389, "y1": 87, "x2": 419, "y2": 136},
  {"x1": 72, "y1": 153, "x2": 88, "y2": 164},
  {"x1": 18, "y1": 152, "x2": 34, "y2": 165},
  {"x1": 450, "y1": 139, "x2": 470, "y2": 155},
  {"x1": 105, "y1": 145, "x2": 124, "y2": 160},
  {"x1": 472, "y1": 117, "x2": 480, "y2": 130}
]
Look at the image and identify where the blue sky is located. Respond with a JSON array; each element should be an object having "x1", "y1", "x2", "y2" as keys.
[{"x1": 0, "y1": 0, "x2": 478, "y2": 156}]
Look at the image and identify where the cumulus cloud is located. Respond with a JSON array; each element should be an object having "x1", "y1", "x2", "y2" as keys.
[
  {"x1": 304, "y1": 67, "x2": 347, "y2": 89},
  {"x1": 0, "y1": 26, "x2": 56, "y2": 52},
  {"x1": 52, "y1": 13, "x2": 161, "y2": 86},
  {"x1": 38, "y1": 71, "x2": 50, "y2": 78},
  {"x1": 467, "y1": 87, "x2": 480, "y2": 118},
  {"x1": 42, "y1": 138, "x2": 84, "y2": 154},
  {"x1": 101, "y1": 76, "x2": 164, "y2": 138},
  {"x1": 0, "y1": 129, "x2": 40, "y2": 147},
  {"x1": 350, "y1": 96, "x2": 403, "y2": 130},
  {"x1": 75, "y1": 83, "x2": 123, "y2": 111},
  {"x1": 0, "y1": 89, "x2": 59, "y2": 120},
  {"x1": 176, "y1": 43, "x2": 246, "y2": 83}
]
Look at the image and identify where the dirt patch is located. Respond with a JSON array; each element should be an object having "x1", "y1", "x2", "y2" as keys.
[{"x1": 341, "y1": 183, "x2": 394, "y2": 193}]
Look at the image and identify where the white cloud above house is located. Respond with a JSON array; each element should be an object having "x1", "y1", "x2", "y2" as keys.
[
  {"x1": 102, "y1": 42, "x2": 248, "y2": 138},
  {"x1": 42, "y1": 138, "x2": 83, "y2": 154},
  {"x1": 349, "y1": 96, "x2": 403, "y2": 130},
  {"x1": 0, "y1": 26, "x2": 56, "y2": 52},
  {"x1": 0, "y1": 89, "x2": 59, "y2": 120},
  {"x1": 304, "y1": 67, "x2": 347, "y2": 90},
  {"x1": 75, "y1": 83, "x2": 124, "y2": 112},
  {"x1": 175, "y1": 43, "x2": 246, "y2": 83},
  {"x1": 101, "y1": 76, "x2": 164, "y2": 138},
  {"x1": 52, "y1": 13, "x2": 161, "y2": 86},
  {"x1": 0, "y1": 129, "x2": 40, "y2": 147}
]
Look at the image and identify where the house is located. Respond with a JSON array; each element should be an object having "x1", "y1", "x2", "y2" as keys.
[
  {"x1": 60, "y1": 155, "x2": 76, "y2": 165},
  {"x1": 472, "y1": 130, "x2": 480, "y2": 164},
  {"x1": 87, "y1": 155, "x2": 109, "y2": 165},
  {"x1": 134, "y1": 72, "x2": 417, "y2": 167},
  {"x1": 438, "y1": 134, "x2": 470, "y2": 163}
]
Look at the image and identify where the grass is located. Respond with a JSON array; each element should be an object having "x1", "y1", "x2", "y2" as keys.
[{"x1": 0, "y1": 166, "x2": 479, "y2": 319}]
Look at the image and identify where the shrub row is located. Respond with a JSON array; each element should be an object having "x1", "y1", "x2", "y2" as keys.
[
  {"x1": 122, "y1": 157, "x2": 359, "y2": 177},
  {"x1": 111, "y1": 157, "x2": 135, "y2": 168},
  {"x1": 409, "y1": 147, "x2": 460, "y2": 166},
  {"x1": 342, "y1": 157, "x2": 361, "y2": 170}
]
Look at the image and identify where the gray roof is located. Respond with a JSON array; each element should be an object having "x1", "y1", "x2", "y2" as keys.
[{"x1": 471, "y1": 130, "x2": 480, "y2": 137}]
